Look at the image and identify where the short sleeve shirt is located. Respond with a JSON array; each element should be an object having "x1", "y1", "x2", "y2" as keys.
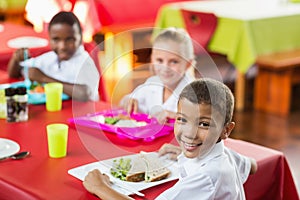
[
  {"x1": 21, "y1": 45, "x2": 99, "y2": 101},
  {"x1": 156, "y1": 141, "x2": 251, "y2": 200},
  {"x1": 126, "y1": 73, "x2": 194, "y2": 114}
]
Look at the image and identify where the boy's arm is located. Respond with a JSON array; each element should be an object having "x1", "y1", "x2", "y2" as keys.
[
  {"x1": 83, "y1": 169, "x2": 133, "y2": 200},
  {"x1": 8, "y1": 49, "x2": 26, "y2": 78},
  {"x1": 29, "y1": 68, "x2": 90, "y2": 101},
  {"x1": 249, "y1": 157, "x2": 258, "y2": 175}
]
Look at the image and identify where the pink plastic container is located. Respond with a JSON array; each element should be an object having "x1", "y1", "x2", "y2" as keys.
[{"x1": 68, "y1": 109, "x2": 174, "y2": 142}]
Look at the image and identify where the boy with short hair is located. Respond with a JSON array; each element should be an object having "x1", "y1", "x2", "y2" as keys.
[
  {"x1": 83, "y1": 78, "x2": 257, "y2": 199},
  {"x1": 8, "y1": 11, "x2": 99, "y2": 101}
]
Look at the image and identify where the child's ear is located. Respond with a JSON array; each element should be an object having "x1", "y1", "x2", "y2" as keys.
[{"x1": 221, "y1": 122, "x2": 235, "y2": 139}]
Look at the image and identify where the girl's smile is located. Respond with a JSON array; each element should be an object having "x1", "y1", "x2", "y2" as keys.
[{"x1": 151, "y1": 40, "x2": 191, "y2": 89}]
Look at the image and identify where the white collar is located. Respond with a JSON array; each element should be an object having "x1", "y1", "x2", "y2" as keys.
[
  {"x1": 57, "y1": 45, "x2": 85, "y2": 66},
  {"x1": 177, "y1": 141, "x2": 225, "y2": 177}
]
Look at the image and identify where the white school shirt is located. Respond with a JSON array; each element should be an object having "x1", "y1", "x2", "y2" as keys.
[
  {"x1": 156, "y1": 141, "x2": 251, "y2": 200},
  {"x1": 125, "y1": 73, "x2": 194, "y2": 114},
  {"x1": 21, "y1": 45, "x2": 99, "y2": 101}
]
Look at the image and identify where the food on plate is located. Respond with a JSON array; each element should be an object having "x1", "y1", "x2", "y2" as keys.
[
  {"x1": 29, "y1": 83, "x2": 44, "y2": 93},
  {"x1": 110, "y1": 158, "x2": 132, "y2": 181},
  {"x1": 143, "y1": 153, "x2": 171, "y2": 182},
  {"x1": 104, "y1": 117, "x2": 119, "y2": 125},
  {"x1": 114, "y1": 119, "x2": 147, "y2": 127},
  {"x1": 110, "y1": 153, "x2": 171, "y2": 182},
  {"x1": 89, "y1": 113, "x2": 147, "y2": 127},
  {"x1": 125, "y1": 156, "x2": 146, "y2": 182}
]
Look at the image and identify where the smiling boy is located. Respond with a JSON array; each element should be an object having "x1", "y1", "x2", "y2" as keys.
[
  {"x1": 157, "y1": 78, "x2": 257, "y2": 199},
  {"x1": 83, "y1": 78, "x2": 257, "y2": 200},
  {"x1": 8, "y1": 12, "x2": 99, "y2": 101}
]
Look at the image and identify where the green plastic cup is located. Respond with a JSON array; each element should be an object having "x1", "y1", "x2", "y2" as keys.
[
  {"x1": 44, "y1": 82, "x2": 63, "y2": 111},
  {"x1": 46, "y1": 123, "x2": 68, "y2": 158}
]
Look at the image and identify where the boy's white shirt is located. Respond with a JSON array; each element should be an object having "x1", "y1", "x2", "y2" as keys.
[
  {"x1": 156, "y1": 141, "x2": 251, "y2": 200},
  {"x1": 123, "y1": 73, "x2": 194, "y2": 114},
  {"x1": 20, "y1": 45, "x2": 99, "y2": 101}
]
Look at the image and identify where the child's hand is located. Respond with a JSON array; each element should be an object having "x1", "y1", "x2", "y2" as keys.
[
  {"x1": 152, "y1": 110, "x2": 176, "y2": 124},
  {"x1": 28, "y1": 68, "x2": 48, "y2": 82},
  {"x1": 158, "y1": 143, "x2": 182, "y2": 161},
  {"x1": 12, "y1": 48, "x2": 30, "y2": 62},
  {"x1": 120, "y1": 96, "x2": 138, "y2": 114},
  {"x1": 83, "y1": 169, "x2": 111, "y2": 195}
]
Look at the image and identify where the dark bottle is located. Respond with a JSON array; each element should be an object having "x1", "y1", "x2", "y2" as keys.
[
  {"x1": 5, "y1": 88, "x2": 17, "y2": 122},
  {"x1": 16, "y1": 87, "x2": 28, "y2": 121}
]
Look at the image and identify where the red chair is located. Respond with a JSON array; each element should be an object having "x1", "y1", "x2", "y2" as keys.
[
  {"x1": 84, "y1": 42, "x2": 108, "y2": 102},
  {"x1": 181, "y1": 9, "x2": 218, "y2": 55}
]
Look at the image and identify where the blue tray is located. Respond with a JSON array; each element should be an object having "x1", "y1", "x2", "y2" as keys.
[{"x1": 0, "y1": 82, "x2": 69, "y2": 105}]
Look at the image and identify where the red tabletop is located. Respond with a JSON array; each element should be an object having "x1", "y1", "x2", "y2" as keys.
[
  {"x1": 225, "y1": 139, "x2": 299, "y2": 200},
  {"x1": 0, "y1": 97, "x2": 299, "y2": 199},
  {"x1": 0, "y1": 22, "x2": 50, "y2": 71}
]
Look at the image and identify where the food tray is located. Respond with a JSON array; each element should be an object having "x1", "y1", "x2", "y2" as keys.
[
  {"x1": 0, "y1": 81, "x2": 69, "y2": 104},
  {"x1": 68, "y1": 109, "x2": 174, "y2": 141}
]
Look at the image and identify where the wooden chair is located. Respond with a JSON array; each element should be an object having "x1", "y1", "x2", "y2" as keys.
[
  {"x1": 180, "y1": 9, "x2": 218, "y2": 55},
  {"x1": 83, "y1": 42, "x2": 108, "y2": 102},
  {"x1": 254, "y1": 49, "x2": 300, "y2": 116}
]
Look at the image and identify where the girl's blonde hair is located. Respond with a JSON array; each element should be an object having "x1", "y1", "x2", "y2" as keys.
[{"x1": 153, "y1": 27, "x2": 195, "y2": 63}]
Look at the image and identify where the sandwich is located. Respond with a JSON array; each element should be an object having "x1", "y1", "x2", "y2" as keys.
[
  {"x1": 125, "y1": 156, "x2": 147, "y2": 182},
  {"x1": 125, "y1": 153, "x2": 171, "y2": 182},
  {"x1": 143, "y1": 153, "x2": 171, "y2": 182}
]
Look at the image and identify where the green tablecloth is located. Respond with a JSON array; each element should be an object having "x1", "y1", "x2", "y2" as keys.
[{"x1": 154, "y1": 5, "x2": 300, "y2": 73}]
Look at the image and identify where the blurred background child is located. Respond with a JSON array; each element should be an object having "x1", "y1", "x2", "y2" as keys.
[
  {"x1": 8, "y1": 11, "x2": 99, "y2": 101},
  {"x1": 120, "y1": 27, "x2": 195, "y2": 123}
]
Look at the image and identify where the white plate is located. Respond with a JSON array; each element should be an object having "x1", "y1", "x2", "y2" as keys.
[
  {"x1": 68, "y1": 152, "x2": 179, "y2": 196},
  {"x1": 7, "y1": 36, "x2": 48, "y2": 49},
  {"x1": 0, "y1": 138, "x2": 20, "y2": 159}
]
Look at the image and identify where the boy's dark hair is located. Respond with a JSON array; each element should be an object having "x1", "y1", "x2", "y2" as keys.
[
  {"x1": 179, "y1": 78, "x2": 234, "y2": 125},
  {"x1": 48, "y1": 11, "x2": 82, "y2": 36}
]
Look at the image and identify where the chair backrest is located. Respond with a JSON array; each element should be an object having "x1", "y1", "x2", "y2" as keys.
[
  {"x1": 83, "y1": 42, "x2": 108, "y2": 102},
  {"x1": 181, "y1": 9, "x2": 217, "y2": 55}
]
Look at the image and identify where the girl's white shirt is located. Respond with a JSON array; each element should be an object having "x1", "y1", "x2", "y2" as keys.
[
  {"x1": 123, "y1": 73, "x2": 194, "y2": 114},
  {"x1": 156, "y1": 141, "x2": 251, "y2": 200},
  {"x1": 20, "y1": 45, "x2": 99, "y2": 101}
]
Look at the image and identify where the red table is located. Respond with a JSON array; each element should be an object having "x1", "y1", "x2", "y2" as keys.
[
  {"x1": 0, "y1": 22, "x2": 50, "y2": 71},
  {"x1": 0, "y1": 98, "x2": 299, "y2": 199}
]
